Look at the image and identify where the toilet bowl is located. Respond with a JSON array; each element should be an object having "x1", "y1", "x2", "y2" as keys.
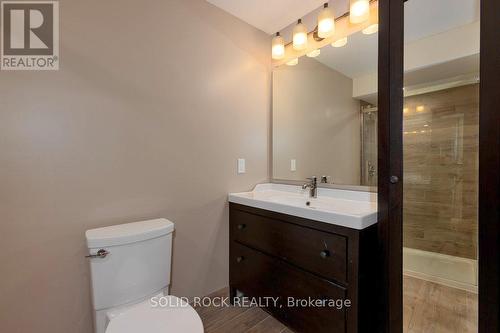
[
  {"x1": 85, "y1": 219, "x2": 204, "y2": 333},
  {"x1": 105, "y1": 296, "x2": 203, "y2": 333}
]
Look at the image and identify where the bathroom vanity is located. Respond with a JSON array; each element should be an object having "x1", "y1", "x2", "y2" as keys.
[{"x1": 228, "y1": 184, "x2": 378, "y2": 333}]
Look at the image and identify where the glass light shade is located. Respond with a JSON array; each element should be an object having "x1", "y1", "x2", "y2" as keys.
[
  {"x1": 292, "y1": 19, "x2": 308, "y2": 50},
  {"x1": 362, "y1": 23, "x2": 379, "y2": 35},
  {"x1": 271, "y1": 33, "x2": 285, "y2": 60},
  {"x1": 331, "y1": 37, "x2": 348, "y2": 48},
  {"x1": 317, "y1": 4, "x2": 335, "y2": 38},
  {"x1": 306, "y1": 49, "x2": 321, "y2": 58},
  {"x1": 286, "y1": 58, "x2": 299, "y2": 66},
  {"x1": 350, "y1": 0, "x2": 370, "y2": 24}
]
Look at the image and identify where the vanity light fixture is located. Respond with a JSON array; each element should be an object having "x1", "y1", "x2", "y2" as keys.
[
  {"x1": 272, "y1": 32, "x2": 285, "y2": 60},
  {"x1": 292, "y1": 19, "x2": 308, "y2": 50},
  {"x1": 271, "y1": 0, "x2": 379, "y2": 63},
  {"x1": 317, "y1": 3, "x2": 335, "y2": 38},
  {"x1": 286, "y1": 58, "x2": 299, "y2": 66},
  {"x1": 362, "y1": 23, "x2": 379, "y2": 35},
  {"x1": 349, "y1": 0, "x2": 370, "y2": 24},
  {"x1": 306, "y1": 49, "x2": 321, "y2": 58},
  {"x1": 331, "y1": 37, "x2": 348, "y2": 48},
  {"x1": 416, "y1": 105, "x2": 425, "y2": 112}
]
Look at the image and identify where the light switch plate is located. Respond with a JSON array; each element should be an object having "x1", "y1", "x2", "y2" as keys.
[
  {"x1": 237, "y1": 158, "x2": 246, "y2": 174},
  {"x1": 291, "y1": 159, "x2": 296, "y2": 172}
]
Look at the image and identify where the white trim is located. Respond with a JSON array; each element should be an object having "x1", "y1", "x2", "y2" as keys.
[
  {"x1": 404, "y1": 73, "x2": 479, "y2": 97},
  {"x1": 403, "y1": 247, "x2": 478, "y2": 293}
]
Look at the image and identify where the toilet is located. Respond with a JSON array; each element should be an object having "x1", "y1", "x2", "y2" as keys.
[{"x1": 85, "y1": 218, "x2": 204, "y2": 333}]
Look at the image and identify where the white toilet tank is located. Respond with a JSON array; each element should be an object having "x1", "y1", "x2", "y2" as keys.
[{"x1": 86, "y1": 219, "x2": 174, "y2": 332}]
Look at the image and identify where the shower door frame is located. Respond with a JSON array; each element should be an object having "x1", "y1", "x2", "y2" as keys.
[
  {"x1": 377, "y1": 0, "x2": 500, "y2": 332},
  {"x1": 377, "y1": 0, "x2": 404, "y2": 331},
  {"x1": 477, "y1": 0, "x2": 500, "y2": 331}
]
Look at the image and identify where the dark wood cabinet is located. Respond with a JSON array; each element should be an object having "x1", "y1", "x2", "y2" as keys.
[{"x1": 229, "y1": 203, "x2": 378, "y2": 333}]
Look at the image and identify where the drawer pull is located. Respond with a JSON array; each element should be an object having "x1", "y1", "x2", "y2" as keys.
[
  {"x1": 236, "y1": 256, "x2": 245, "y2": 263},
  {"x1": 320, "y1": 250, "x2": 331, "y2": 259},
  {"x1": 237, "y1": 224, "x2": 246, "y2": 230}
]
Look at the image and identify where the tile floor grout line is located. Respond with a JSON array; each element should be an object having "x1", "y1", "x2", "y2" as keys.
[
  {"x1": 247, "y1": 315, "x2": 271, "y2": 331},
  {"x1": 206, "y1": 306, "x2": 253, "y2": 332}
]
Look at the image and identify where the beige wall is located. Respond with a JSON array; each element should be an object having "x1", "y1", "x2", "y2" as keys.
[
  {"x1": 0, "y1": 1, "x2": 271, "y2": 332},
  {"x1": 273, "y1": 57, "x2": 360, "y2": 184}
]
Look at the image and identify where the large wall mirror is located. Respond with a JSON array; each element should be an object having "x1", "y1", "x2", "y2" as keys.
[{"x1": 272, "y1": 23, "x2": 378, "y2": 188}]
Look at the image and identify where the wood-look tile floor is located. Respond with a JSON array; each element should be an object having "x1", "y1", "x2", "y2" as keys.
[
  {"x1": 194, "y1": 276, "x2": 477, "y2": 333},
  {"x1": 193, "y1": 288, "x2": 292, "y2": 333},
  {"x1": 403, "y1": 275, "x2": 477, "y2": 333}
]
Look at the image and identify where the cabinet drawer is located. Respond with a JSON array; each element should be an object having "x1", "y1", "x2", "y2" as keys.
[
  {"x1": 231, "y1": 242, "x2": 347, "y2": 333},
  {"x1": 231, "y1": 209, "x2": 348, "y2": 284}
]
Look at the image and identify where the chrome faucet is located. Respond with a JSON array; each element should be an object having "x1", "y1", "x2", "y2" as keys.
[{"x1": 302, "y1": 176, "x2": 318, "y2": 198}]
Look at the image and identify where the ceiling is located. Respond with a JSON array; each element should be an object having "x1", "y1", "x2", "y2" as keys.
[
  {"x1": 404, "y1": 0, "x2": 479, "y2": 43},
  {"x1": 206, "y1": 0, "x2": 327, "y2": 35}
]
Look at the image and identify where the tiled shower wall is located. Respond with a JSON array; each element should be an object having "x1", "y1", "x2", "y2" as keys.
[{"x1": 403, "y1": 84, "x2": 479, "y2": 260}]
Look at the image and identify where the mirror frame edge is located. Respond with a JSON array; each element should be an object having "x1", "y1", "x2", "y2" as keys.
[{"x1": 270, "y1": 179, "x2": 377, "y2": 193}]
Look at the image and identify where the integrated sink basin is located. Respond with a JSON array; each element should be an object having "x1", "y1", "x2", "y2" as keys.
[{"x1": 229, "y1": 183, "x2": 377, "y2": 230}]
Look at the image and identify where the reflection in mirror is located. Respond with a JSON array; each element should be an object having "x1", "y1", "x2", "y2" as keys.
[
  {"x1": 273, "y1": 28, "x2": 378, "y2": 187},
  {"x1": 402, "y1": 0, "x2": 480, "y2": 331}
]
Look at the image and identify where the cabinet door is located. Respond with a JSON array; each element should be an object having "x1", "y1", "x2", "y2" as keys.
[{"x1": 230, "y1": 242, "x2": 347, "y2": 333}]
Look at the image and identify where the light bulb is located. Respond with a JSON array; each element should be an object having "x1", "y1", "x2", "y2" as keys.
[
  {"x1": 331, "y1": 37, "x2": 348, "y2": 48},
  {"x1": 350, "y1": 0, "x2": 370, "y2": 24},
  {"x1": 286, "y1": 58, "x2": 299, "y2": 66},
  {"x1": 306, "y1": 49, "x2": 321, "y2": 58},
  {"x1": 318, "y1": 3, "x2": 335, "y2": 38},
  {"x1": 362, "y1": 23, "x2": 378, "y2": 35},
  {"x1": 292, "y1": 19, "x2": 308, "y2": 51},
  {"x1": 271, "y1": 32, "x2": 285, "y2": 60}
]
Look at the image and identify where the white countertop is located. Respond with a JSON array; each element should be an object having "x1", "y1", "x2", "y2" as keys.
[{"x1": 229, "y1": 183, "x2": 378, "y2": 230}]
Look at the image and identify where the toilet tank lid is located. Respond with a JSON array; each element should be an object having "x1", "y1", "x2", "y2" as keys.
[{"x1": 86, "y1": 218, "x2": 174, "y2": 248}]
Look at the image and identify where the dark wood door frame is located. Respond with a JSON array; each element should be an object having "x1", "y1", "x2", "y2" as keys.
[
  {"x1": 377, "y1": 0, "x2": 404, "y2": 332},
  {"x1": 478, "y1": 0, "x2": 500, "y2": 331},
  {"x1": 377, "y1": 0, "x2": 500, "y2": 332}
]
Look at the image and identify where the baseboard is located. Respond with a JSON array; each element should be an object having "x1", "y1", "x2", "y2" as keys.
[{"x1": 403, "y1": 247, "x2": 478, "y2": 293}]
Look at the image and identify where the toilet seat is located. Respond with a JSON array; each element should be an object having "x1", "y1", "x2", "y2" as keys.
[{"x1": 105, "y1": 296, "x2": 204, "y2": 333}]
